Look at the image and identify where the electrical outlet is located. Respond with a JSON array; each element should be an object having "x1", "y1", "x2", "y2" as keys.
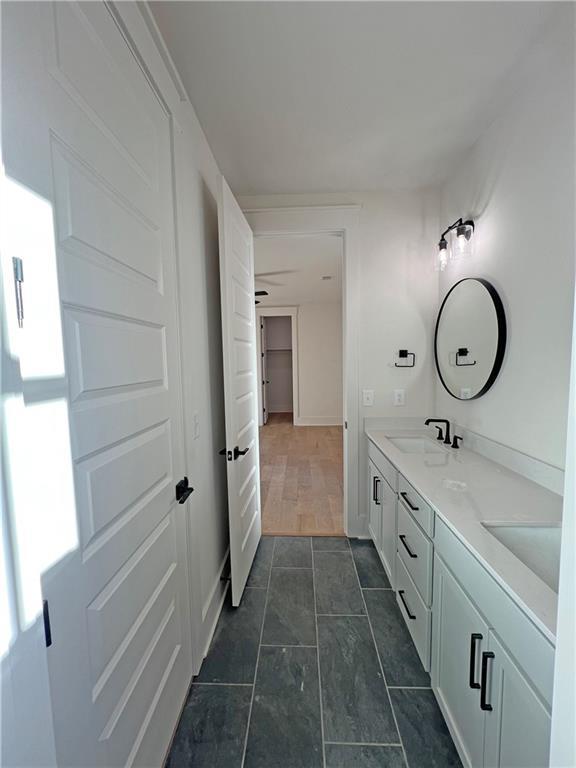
[
  {"x1": 393, "y1": 389, "x2": 405, "y2": 407},
  {"x1": 193, "y1": 411, "x2": 200, "y2": 439},
  {"x1": 362, "y1": 389, "x2": 374, "y2": 407}
]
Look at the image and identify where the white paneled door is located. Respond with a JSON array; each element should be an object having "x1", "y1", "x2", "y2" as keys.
[
  {"x1": 4, "y1": 3, "x2": 192, "y2": 766},
  {"x1": 218, "y1": 177, "x2": 262, "y2": 605}
]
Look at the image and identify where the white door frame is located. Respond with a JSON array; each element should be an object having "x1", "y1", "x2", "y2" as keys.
[
  {"x1": 256, "y1": 307, "x2": 299, "y2": 425},
  {"x1": 244, "y1": 206, "x2": 361, "y2": 537}
]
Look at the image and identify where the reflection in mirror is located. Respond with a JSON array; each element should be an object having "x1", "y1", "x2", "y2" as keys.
[{"x1": 435, "y1": 278, "x2": 506, "y2": 400}]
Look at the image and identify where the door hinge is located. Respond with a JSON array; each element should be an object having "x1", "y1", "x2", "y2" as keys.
[
  {"x1": 43, "y1": 599, "x2": 52, "y2": 647},
  {"x1": 261, "y1": 352, "x2": 264, "y2": 358},
  {"x1": 12, "y1": 257, "x2": 24, "y2": 328},
  {"x1": 344, "y1": 420, "x2": 348, "y2": 429}
]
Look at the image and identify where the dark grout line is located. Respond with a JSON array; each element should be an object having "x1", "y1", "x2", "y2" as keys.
[
  {"x1": 349, "y1": 545, "x2": 410, "y2": 768},
  {"x1": 362, "y1": 587, "x2": 393, "y2": 591},
  {"x1": 192, "y1": 681, "x2": 253, "y2": 687},
  {"x1": 240, "y1": 536, "x2": 276, "y2": 768},
  {"x1": 260, "y1": 643, "x2": 317, "y2": 648},
  {"x1": 324, "y1": 740, "x2": 403, "y2": 747},
  {"x1": 311, "y1": 535, "x2": 327, "y2": 768}
]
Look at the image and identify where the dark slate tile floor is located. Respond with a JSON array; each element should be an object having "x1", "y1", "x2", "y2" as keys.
[{"x1": 167, "y1": 537, "x2": 462, "y2": 768}]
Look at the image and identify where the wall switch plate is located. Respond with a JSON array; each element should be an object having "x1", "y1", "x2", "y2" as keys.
[
  {"x1": 193, "y1": 411, "x2": 200, "y2": 439},
  {"x1": 362, "y1": 389, "x2": 374, "y2": 407},
  {"x1": 393, "y1": 389, "x2": 405, "y2": 407}
]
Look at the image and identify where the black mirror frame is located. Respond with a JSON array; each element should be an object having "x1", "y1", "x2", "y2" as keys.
[{"x1": 434, "y1": 277, "x2": 507, "y2": 401}]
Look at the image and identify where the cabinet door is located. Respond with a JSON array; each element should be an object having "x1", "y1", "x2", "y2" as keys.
[
  {"x1": 432, "y1": 556, "x2": 489, "y2": 768},
  {"x1": 483, "y1": 631, "x2": 551, "y2": 768},
  {"x1": 368, "y1": 461, "x2": 382, "y2": 551},
  {"x1": 380, "y1": 477, "x2": 397, "y2": 589}
]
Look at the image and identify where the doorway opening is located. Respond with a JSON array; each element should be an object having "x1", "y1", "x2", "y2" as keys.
[{"x1": 254, "y1": 234, "x2": 344, "y2": 536}]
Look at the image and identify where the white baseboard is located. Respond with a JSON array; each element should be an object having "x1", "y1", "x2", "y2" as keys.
[
  {"x1": 198, "y1": 548, "x2": 229, "y2": 665},
  {"x1": 294, "y1": 416, "x2": 343, "y2": 426}
]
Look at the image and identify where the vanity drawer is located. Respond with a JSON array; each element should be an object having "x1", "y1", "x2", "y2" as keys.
[
  {"x1": 368, "y1": 440, "x2": 397, "y2": 492},
  {"x1": 398, "y1": 474, "x2": 434, "y2": 537},
  {"x1": 396, "y1": 554, "x2": 431, "y2": 671},
  {"x1": 397, "y1": 502, "x2": 433, "y2": 606}
]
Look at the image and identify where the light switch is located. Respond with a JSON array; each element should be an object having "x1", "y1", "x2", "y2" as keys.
[
  {"x1": 362, "y1": 389, "x2": 374, "y2": 407},
  {"x1": 393, "y1": 389, "x2": 405, "y2": 407}
]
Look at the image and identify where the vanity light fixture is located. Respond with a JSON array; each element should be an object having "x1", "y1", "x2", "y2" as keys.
[{"x1": 436, "y1": 217, "x2": 475, "y2": 270}]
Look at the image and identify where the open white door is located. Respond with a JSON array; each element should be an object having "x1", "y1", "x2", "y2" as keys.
[{"x1": 218, "y1": 177, "x2": 262, "y2": 606}]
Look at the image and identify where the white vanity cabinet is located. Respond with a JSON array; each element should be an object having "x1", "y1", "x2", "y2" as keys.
[
  {"x1": 433, "y1": 518, "x2": 553, "y2": 768},
  {"x1": 367, "y1": 460, "x2": 382, "y2": 552},
  {"x1": 367, "y1": 442, "x2": 397, "y2": 588},
  {"x1": 364, "y1": 431, "x2": 555, "y2": 768},
  {"x1": 483, "y1": 631, "x2": 551, "y2": 768},
  {"x1": 432, "y1": 555, "x2": 491, "y2": 767}
]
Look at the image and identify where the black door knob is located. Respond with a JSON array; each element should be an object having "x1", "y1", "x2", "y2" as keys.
[{"x1": 233, "y1": 446, "x2": 250, "y2": 460}]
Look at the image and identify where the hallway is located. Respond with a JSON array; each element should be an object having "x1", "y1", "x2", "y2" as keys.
[
  {"x1": 167, "y1": 537, "x2": 461, "y2": 768},
  {"x1": 259, "y1": 414, "x2": 344, "y2": 535}
]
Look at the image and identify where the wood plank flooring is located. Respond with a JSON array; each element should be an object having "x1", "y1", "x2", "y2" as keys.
[{"x1": 259, "y1": 412, "x2": 344, "y2": 535}]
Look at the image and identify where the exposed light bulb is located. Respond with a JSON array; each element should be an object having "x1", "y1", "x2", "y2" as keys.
[
  {"x1": 454, "y1": 222, "x2": 474, "y2": 259},
  {"x1": 437, "y1": 238, "x2": 448, "y2": 271}
]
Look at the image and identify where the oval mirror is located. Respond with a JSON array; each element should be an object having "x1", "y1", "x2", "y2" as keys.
[{"x1": 434, "y1": 278, "x2": 506, "y2": 400}]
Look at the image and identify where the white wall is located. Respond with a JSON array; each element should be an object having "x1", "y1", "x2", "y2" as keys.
[
  {"x1": 436, "y1": 7, "x2": 575, "y2": 470},
  {"x1": 266, "y1": 315, "x2": 292, "y2": 350},
  {"x1": 298, "y1": 302, "x2": 343, "y2": 424},
  {"x1": 241, "y1": 191, "x2": 439, "y2": 421}
]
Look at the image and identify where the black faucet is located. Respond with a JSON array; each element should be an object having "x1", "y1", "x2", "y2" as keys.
[{"x1": 425, "y1": 418, "x2": 452, "y2": 445}]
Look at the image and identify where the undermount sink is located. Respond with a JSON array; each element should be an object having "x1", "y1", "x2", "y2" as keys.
[
  {"x1": 388, "y1": 436, "x2": 446, "y2": 454},
  {"x1": 482, "y1": 523, "x2": 561, "y2": 593}
]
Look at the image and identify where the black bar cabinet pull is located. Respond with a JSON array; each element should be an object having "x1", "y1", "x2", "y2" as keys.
[
  {"x1": 374, "y1": 477, "x2": 381, "y2": 505},
  {"x1": 399, "y1": 534, "x2": 417, "y2": 559},
  {"x1": 233, "y1": 445, "x2": 250, "y2": 460},
  {"x1": 372, "y1": 476, "x2": 378, "y2": 502},
  {"x1": 398, "y1": 590, "x2": 416, "y2": 620},
  {"x1": 400, "y1": 491, "x2": 419, "y2": 512},
  {"x1": 480, "y1": 651, "x2": 494, "y2": 711},
  {"x1": 469, "y1": 633, "x2": 483, "y2": 689}
]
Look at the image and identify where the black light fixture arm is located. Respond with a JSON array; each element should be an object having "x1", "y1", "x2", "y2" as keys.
[
  {"x1": 439, "y1": 217, "x2": 474, "y2": 247},
  {"x1": 439, "y1": 217, "x2": 475, "y2": 242}
]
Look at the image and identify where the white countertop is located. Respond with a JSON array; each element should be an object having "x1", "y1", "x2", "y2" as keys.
[{"x1": 365, "y1": 427, "x2": 562, "y2": 643}]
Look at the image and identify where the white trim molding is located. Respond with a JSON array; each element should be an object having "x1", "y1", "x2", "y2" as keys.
[{"x1": 245, "y1": 205, "x2": 362, "y2": 537}]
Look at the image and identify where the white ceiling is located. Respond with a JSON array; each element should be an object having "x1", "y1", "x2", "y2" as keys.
[
  {"x1": 150, "y1": 2, "x2": 553, "y2": 195},
  {"x1": 254, "y1": 235, "x2": 342, "y2": 306}
]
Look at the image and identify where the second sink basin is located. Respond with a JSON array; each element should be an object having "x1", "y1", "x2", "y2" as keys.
[
  {"x1": 388, "y1": 436, "x2": 446, "y2": 454},
  {"x1": 482, "y1": 523, "x2": 561, "y2": 593}
]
